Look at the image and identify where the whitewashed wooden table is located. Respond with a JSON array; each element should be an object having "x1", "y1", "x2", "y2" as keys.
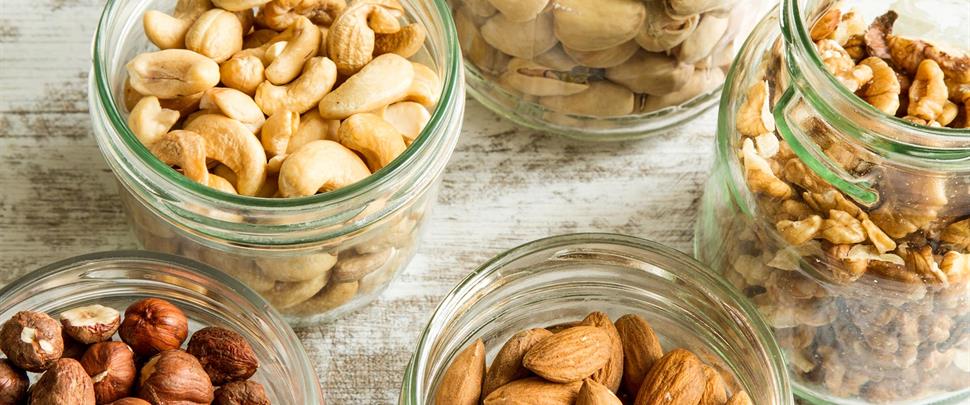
[{"x1": 0, "y1": 1, "x2": 718, "y2": 403}]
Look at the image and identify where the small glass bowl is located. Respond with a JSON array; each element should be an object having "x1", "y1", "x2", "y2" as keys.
[
  {"x1": 0, "y1": 251, "x2": 324, "y2": 404},
  {"x1": 400, "y1": 233, "x2": 793, "y2": 404}
]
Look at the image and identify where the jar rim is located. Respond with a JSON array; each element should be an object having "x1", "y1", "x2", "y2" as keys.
[
  {"x1": 402, "y1": 233, "x2": 793, "y2": 404},
  {"x1": 0, "y1": 250, "x2": 324, "y2": 403},
  {"x1": 91, "y1": 0, "x2": 463, "y2": 209},
  {"x1": 781, "y1": 0, "x2": 970, "y2": 153}
]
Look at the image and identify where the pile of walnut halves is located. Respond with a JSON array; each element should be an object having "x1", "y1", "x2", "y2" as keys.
[
  {"x1": 452, "y1": 0, "x2": 753, "y2": 117},
  {"x1": 719, "y1": 3, "x2": 970, "y2": 403}
]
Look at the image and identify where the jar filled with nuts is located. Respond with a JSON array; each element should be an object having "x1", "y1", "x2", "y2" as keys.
[
  {"x1": 450, "y1": 0, "x2": 773, "y2": 140},
  {"x1": 0, "y1": 251, "x2": 323, "y2": 404},
  {"x1": 89, "y1": 0, "x2": 464, "y2": 324},
  {"x1": 401, "y1": 234, "x2": 793, "y2": 404},
  {"x1": 695, "y1": 0, "x2": 970, "y2": 403}
]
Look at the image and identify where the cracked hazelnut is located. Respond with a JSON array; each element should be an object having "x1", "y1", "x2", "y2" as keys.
[
  {"x1": 105, "y1": 398, "x2": 151, "y2": 405},
  {"x1": 119, "y1": 299, "x2": 188, "y2": 357},
  {"x1": 213, "y1": 380, "x2": 271, "y2": 405},
  {"x1": 0, "y1": 311, "x2": 64, "y2": 372},
  {"x1": 0, "y1": 358, "x2": 28, "y2": 405},
  {"x1": 137, "y1": 350, "x2": 214, "y2": 405},
  {"x1": 61, "y1": 305, "x2": 121, "y2": 344},
  {"x1": 29, "y1": 358, "x2": 96, "y2": 405},
  {"x1": 80, "y1": 342, "x2": 137, "y2": 404},
  {"x1": 186, "y1": 327, "x2": 259, "y2": 385}
]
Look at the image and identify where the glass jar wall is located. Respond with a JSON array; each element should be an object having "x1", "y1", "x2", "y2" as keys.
[
  {"x1": 402, "y1": 234, "x2": 792, "y2": 404},
  {"x1": 89, "y1": 0, "x2": 464, "y2": 325},
  {"x1": 448, "y1": 0, "x2": 774, "y2": 140},
  {"x1": 696, "y1": 1, "x2": 970, "y2": 403}
]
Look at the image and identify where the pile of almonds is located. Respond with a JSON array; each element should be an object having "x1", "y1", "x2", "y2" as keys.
[
  {"x1": 0, "y1": 298, "x2": 267, "y2": 405},
  {"x1": 434, "y1": 311, "x2": 752, "y2": 405}
]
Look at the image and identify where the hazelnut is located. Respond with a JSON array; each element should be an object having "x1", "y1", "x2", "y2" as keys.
[
  {"x1": 0, "y1": 358, "x2": 28, "y2": 405},
  {"x1": 186, "y1": 327, "x2": 259, "y2": 385},
  {"x1": 79, "y1": 342, "x2": 137, "y2": 404},
  {"x1": 105, "y1": 398, "x2": 151, "y2": 405},
  {"x1": 29, "y1": 358, "x2": 96, "y2": 405},
  {"x1": 60, "y1": 305, "x2": 121, "y2": 344},
  {"x1": 137, "y1": 350, "x2": 214, "y2": 405},
  {"x1": 119, "y1": 298, "x2": 188, "y2": 357},
  {"x1": 61, "y1": 331, "x2": 91, "y2": 361},
  {"x1": 213, "y1": 380, "x2": 271, "y2": 405},
  {"x1": 0, "y1": 311, "x2": 64, "y2": 372}
]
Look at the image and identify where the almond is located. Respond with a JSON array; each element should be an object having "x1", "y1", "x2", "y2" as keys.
[
  {"x1": 482, "y1": 328, "x2": 552, "y2": 396},
  {"x1": 433, "y1": 339, "x2": 485, "y2": 405},
  {"x1": 634, "y1": 349, "x2": 705, "y2": 405},
  {"x1": 546, "y1": 321, "x2": 581, "y2": 334},
  {"x1": 698, "y1": 364, "x2": 729, "y2": 405},
  {"x1": 725, "y1": 391, "x2": 752, "y2": 405},
  {"x1": 483, "y1": 377, "x2": 582, "y2": 405},
  {"x1": 580, "y1": 312, "x2": 624, "y2": 392},
  {"x1": 522, "y1": 326, "x2": 612, "y2": 383},
  {"x1": 614, "y1": 314, "x2": 663, "y2": 396},
  {"x1": 576, "y1": 378, "x2": 622, "y2": 405}
]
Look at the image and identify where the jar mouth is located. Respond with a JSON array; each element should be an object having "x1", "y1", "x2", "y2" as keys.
[
  {"x1": 91, "y1": 0, "x2": 462, "y2": 209},
  {"x1": 402, "y1": 233, "x2": 792, "y2": 404},
  {"x1": 781, "y1": 0, "x2": 970, "y2": 155}
]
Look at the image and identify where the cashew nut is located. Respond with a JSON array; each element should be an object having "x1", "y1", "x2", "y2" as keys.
[
  {"x1": 636, "y1": 0, "x2": 698, "y2": 52},
  {"x1": 641, "y1": 68, "x2": 724, "y2": 112},
  {"x1": 147, "y1": 130, "x2": 209, "y2": 184},
  {"x1": 378, "y1": 102, "x2": 430, "y2": 144},
  {"x1": 244, "y1": 29, "x2": 280, "y2": 48},
  {"x1": 402, "y1": 62, "x2": 441, "y2": 109},
  {"x1": 212, "y1": 0, "x2": 272, "y2": 11},
  {"x1": 257, "y1": 0, "x2": 347, "y2": 31},
  {"x1": 540, "y1": 81, "x2": 635, "y2": 117},
  {"x1": 318, "y1": 53, "x2": 414, "y2": 119},
  {"x1": 220, "y1": 53, "x2": 265, "y2": 95},
  {"x1": 289, "y1": 110, "x2": 340, "y2": 151},
  {"x1": 257, "y1": 56, "x2": 338, "y2": 115},
  {"x1": 143, "y1": 0, "x2": 213, "y2": 50},
  {"x1": 553, "y1": 0, "x2": 645, "y2": 52},
  {"x1": 605, "y1": 51, "x2": 693, "y2": 95},
  {"x1": 677, "y1": 14, "x2": 730, "y2": 64},
  {"x1": 265, "y1": 16, "x2": 321, "y2": 85},
  {"x1": 255, "y1": 252, "x2": 337, "y2": 282},
  {"x1": 665, "y1": 0, "x2": 738, "y2": 17},
  {"x1": 127, "y1": 49, "x2": 221, "y2": 99},
  {"x1": 374, "y1": 23, "x2": 426, "y2": 58},
  {"x1": 499, "y1": 58, "x2": 590, "y2": 97},
  {"x1": 128, "y1": 96, "x2": 180, "y2": 146},
  {"x1": 185, "y1": 9, "x2": 244, "y2": 63},
  {"x1": 331, "y1": 248, "x2": 393, "y2": 283},
  {"x1": 265, "y1": 273, "x2": 329, "y2": 309},
  {"x1": 327, "y1": 1, "x2": 398, "y2": 76},
  {"x1": 367, "y1": 5, "x2": 403, "y2": 34},
  {"x1": 454, "y1": 7, "x2": 511, "y2": 75},
  {"x1": 481, "y1": 11, "x2": 557, "y2": 59},
  {"x1": 183, "y1": 114, "x2": 268, "y2": 196},
  {"x1": 487, "y1": 0, "x2": 547, "y2": 23},
  {"x1": 563, "y1": 40, "x2": 639, "y2": 69},
  {"x1": 261, "y1": 110, "x2": 301, "y2": 156},
  {"x1": 200, "y1": 88, "x2": 266, "y2": 132},
  {"x1": 337, "y1": 113, "x2": 407, "y2": 171},
  {"x1": 278, "y1": 140, "x2": 371, "y2": 197},
  {"x1": 281, "y1": 280, "x2": 359, "y2": 315}
]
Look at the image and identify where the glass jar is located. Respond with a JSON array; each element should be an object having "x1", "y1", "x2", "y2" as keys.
[
  {"x1": 401, "y1": 233, "x2": 793, "y2": 404},
  {"x1": 695, "y1": 1, "x2": 970, "y2": 403},
  {"x1": 448, "y1": 0, "x2": 773, "y2": 140},
  {"x1": 89, "y1": 0, "x2": 464, "y2": 325},
  {"x1": 0, "y1": 251, "x2": 323, "y2": 403}
]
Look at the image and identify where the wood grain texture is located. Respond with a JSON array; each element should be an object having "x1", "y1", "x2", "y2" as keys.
[{"x1": 0, "y1": 1, "x2": 718, "y2": 403}]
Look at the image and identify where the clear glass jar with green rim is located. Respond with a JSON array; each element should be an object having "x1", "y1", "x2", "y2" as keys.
[
  {"x1": 401, "y1": 233, "x2": 793, "y2": 404},
  {"x1": 88, "y1": 0, "x2": 464, "y2": 325},
  {"x1": 695, "y1": 0, "x2": 970, "y2": 403},
  {"x1": 0, "y1": 251, "x2": 324, "y2": 403}
]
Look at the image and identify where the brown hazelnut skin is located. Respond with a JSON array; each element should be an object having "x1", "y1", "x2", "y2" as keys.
[
  {"x1": 137, "y1": 350, "x2": 214, "y2": 405},
  {"x1": 79, "y1": 341, "x2": 137, "y2": 404},
  {"x1": 61, "y1": 331, "x2": 90, "y2": 361},
  {"x1": 0, "y1": 358, "x2": 29, "y2": 405},
  {"x1": 29, "y1": 358, "x2": 96, "y2": 405},
  {"x1": 118, "y1": 298, "x2": 188, "y2": 358},
  {"x1": 105, "y1": 398, "x2": 151, "y2": 405},
  {"x1": 186, "y1": 327, "x2": 259, "y2": 385},
  {"x1": 0, "y1": 311, "x2": 64, "y2": 372},
  {"x1": 213, "y1": 380, "x2": 271, "y2": 405}
]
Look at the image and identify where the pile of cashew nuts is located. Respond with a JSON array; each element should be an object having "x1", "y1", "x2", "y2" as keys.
[
  {"x1": 121, "y1": 0, "x2": 440, "y2": 318},
  {"x1": 125, "y1": 0, "x2": 439, "y2": 198},
  {"x1": 453, "y1": 0, "x2": 754, "y2": 118}
]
